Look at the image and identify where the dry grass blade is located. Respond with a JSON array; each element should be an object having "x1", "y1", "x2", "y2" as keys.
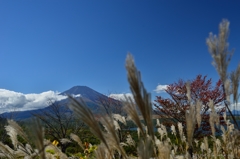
[
  {"x1": 68, "y1": 96, "x2": 110, "y2": 151},
  {"x1": 28, "y1": 119, "x2": 45, "y2": 159},
  {"x1": 137, "y1": 137, "x2": 153, "y2": 159},
  {"x1": 123, "y1": 98, "x2": 145, "y2": 138},
  {"x1": 95, "y1": 143, "x2": 112, "y2": 159},
  {"x1": 125, "y1": 53, "x2": 154, "y2": 139}
]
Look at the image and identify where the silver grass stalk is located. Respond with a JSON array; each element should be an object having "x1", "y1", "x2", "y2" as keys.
[
  {"x1": 5, "y1": 125, "x2": 18, "y2": 150},
  {"x1": 7, "y1": 120, "x2": 28, "y2": 142},
  {"x1": 112, "y1": 114, "x2": 126, "y2": 125},
  {"x1": 0, "y1": 153, "x2": 14, "y2": 159},
  {"x1": 196, "y1": 100, "x2": 202, "y2": 128},
  {"x1": 227, "y1": 121, "x2": 235, "y2": 133},
  {"x1": 145, "y1": 125, "x2": 148, "y2": 135},
  {"x1": 25, "y1": 144, "x2": 33, "y2": 155},
  {"x1": 221, "y1": 125, "x2": 227, "y2": 143},
  {"x1": 200, "y1": 142, "x2": 205, "y2": 152},
  {"x1": 185, "y1": 81, "x2": 197, "y2": 149},
  {"x1": 203, "y1": 137, "x2": 209, "y2": 153},
  {"x1": 224, "y1": 79, "x2": 231, "y2": 104},
  {"x1": 186, "y1": 81, "x2": 191, "y2": 101},
  {"x1": 210, "y1": 135, "x2": 218, "y2": 158},
  {"x1": 137, "y1": 127, "x2": 140, "y2": 139},
  {"x1": 100, "y1": 116, "x2": 127, "y2": 158},
  {"x1": 68, "y1": 96, "x2": 110, "y2": 152},
  {"x1": 0, "y1": 142, "x2": 15, "y2": 159},
  {"x1": 215, "y1": 138, "x2": 221, "y2": 154},
  {"x1": 223, "y1": 111, "x2": 227, "y2": 122},
  {"x1": 70, "y1": 133, "x2": 84, "y2": 149},
  {"x1": 113, "y1": 120, "x2": 121, "y2": 130},
  {"x1": 137, "y1": 137, "x2": 153, "y2": 159},
  {"x1": 160, "y1": 124, "x2": 168, "y2": 140},
  {"x1": 125, "y1": 53, "x2": 154, "y2": 140},
  {"x1": 5, "y1": 120, "x2": 38, "y2": 158},
  {"x1": 171, "y1": 124, "x2": 176, "y2": 136},
  {"x1": 206, "y1": 19, "x2": 240, "y2": 130},
  {"x1": 16, "y1": 145, "x2": 29, "y2": 157},
  {"x1": 60, "y1": 138, "x2": 72, "y2": 145},
  {"x1": 173, "y1": 145, "x2": 178, "y2": 154},
  {"x1": 0, "y1": 153, "x2": 7, "y2": 158},
  {"x1": 157, "y1": 141, "x2": 171, "y2": 159},
  {"x1": 170, "y1": 149, "x2": 175, "y2": 159},
  {"x1": 185, "y1": 104, "x2": 196, "y2": 147},
  {"x1": 209, "y1": 100, "x2": 214, "y2": 133},
  {"x1": 157, "y1": 126, "x2": 165, "y2": 141},
  {"x1": 156, "y1": 119, "x2": 160, "y2": 127},
  {"x1": 206, "y1": 19, "x2": 233, "y2": 83},
  {"x1": 230, "y1": 64, "x2": 240, "y2": 107},
  {"x1": 209, "y1": 99, "x2": 219, "y2": 135},
  {"x1": 177, "y1": 122, "x2": 184, "y2": 142},
  {"x1": 194, "y1": 139, "x2": 199, "y2": 147},
  {"x1": 125, "y1": 134, "x2": 135, "y2": 146},
  {"x1": 182, "y1": 135, "x2": 186, "y2": 143}
]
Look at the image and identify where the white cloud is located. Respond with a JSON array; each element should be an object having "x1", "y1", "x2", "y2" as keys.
[
  {"x1": 72, "y1": 94, "x2": 81, "y2": 98},
  {"x1": 108, "y1": 93, "x2": 134, "y2": 101},
  {"x1": 154, "y1": 84, "x2": 168, "y2": 93},
  {"x1": 0, "y1": 89, "x2": 67, "y2": 113}
]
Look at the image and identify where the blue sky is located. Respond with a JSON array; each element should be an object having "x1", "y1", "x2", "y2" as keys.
[{"x1": 0, "y1": 1, "x2": 240, "y2": 102}]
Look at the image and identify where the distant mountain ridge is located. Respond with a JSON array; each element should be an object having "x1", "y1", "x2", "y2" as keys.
[{"x1": 0, "y1": 86, "x2": 114, "y2": 120}]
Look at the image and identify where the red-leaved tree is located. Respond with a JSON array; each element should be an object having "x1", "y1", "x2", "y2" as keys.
[{"x1": 154, "y1": 75, "x2": 226, "y2": 137}]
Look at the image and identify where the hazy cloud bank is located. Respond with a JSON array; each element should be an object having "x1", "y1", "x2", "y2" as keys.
[
  {"x1": 0, "y1": 89, "x2": 67, "y2": 113},
  {"x1": 108, "y1": 93, "x2": 134, "y2": 101}
]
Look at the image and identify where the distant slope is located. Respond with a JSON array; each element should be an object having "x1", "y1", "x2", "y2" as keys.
[{"x1": 1, "y1": 86, "x2": 115, "y2": 120}]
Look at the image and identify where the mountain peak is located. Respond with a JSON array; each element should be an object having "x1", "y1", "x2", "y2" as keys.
[
  {"x1": 61, "y1": 86, "x2": 107, "y2": 101},
  {"x1": 68, "y1": 85, "x2": 90, "y2": 91}
]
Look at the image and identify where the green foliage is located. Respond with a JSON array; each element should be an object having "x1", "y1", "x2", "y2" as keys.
[
  {"x1": 77, "y1": 128, "x2": 100, "y2": 145},
  {"x1": 65, "y1": 146, "x2": 79, "y2": 156},
  {"x1": 123, "y1": 145, "x2": 137, "y2": 156},
  {"x1": 46, "y1": 149, "x2": 55, "y2": 154}
]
